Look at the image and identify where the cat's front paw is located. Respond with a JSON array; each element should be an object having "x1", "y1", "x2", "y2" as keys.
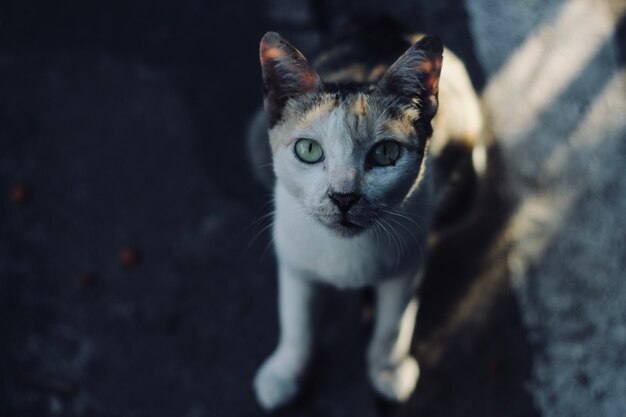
[
  {"x1": 253, "y1": 354, "x2": 301, "y2": 411},
  {"x1": 368, "y1": 356, "x2": 419, "y2": 402}
]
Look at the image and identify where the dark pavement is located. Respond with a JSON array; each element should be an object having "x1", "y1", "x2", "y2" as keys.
[{"x1": 0, "y1": 1, "x2": 538, "y2": 416}]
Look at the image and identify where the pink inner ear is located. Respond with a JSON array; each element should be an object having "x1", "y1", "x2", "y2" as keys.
[{"x1": 419, "y1": 56, "x2": 442, "y2": 94}]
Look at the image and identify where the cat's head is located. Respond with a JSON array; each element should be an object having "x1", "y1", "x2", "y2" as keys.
[{"x1": 259, "y1": 32, "x2": 442, "y2": 237}]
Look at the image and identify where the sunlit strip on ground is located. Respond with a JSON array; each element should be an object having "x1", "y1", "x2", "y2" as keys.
[
  {"x1": 543, "y1": 68, "x2": 626, "y2": 177},
  {"x1": 506, "y1": 68, "x2": 626, "y2": 287},
  {"x1": 483, "y1": 0, "x2": 625, "y2": 144}
]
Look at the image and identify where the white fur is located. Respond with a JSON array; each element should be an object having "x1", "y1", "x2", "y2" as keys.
[{"x1": 254, "y1": 154, "x2": 435, "y2": 410}]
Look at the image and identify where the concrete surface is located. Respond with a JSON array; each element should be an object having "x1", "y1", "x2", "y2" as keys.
[
  {"x1": 0, "y1": 0, "x2": 623, "y2": 416},
  {"x1": 467, "y1": 0, "x2": 626, "y2": 415}
]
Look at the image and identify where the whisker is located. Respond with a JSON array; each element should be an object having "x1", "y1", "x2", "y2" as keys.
[
  {"x1": 245, "y1": 220, "x2": 275, "y2": 253},
  {"x1": 259, "y1": 235, "x2": 276, "y2": 264},
  {"x1": 384, "y1": 215, "x2": 420, "y2": 245},
  {"x1": 380, "y1": 209, "x2": 426, "y2": 236},
  {"x1": 373, "y1": 217, "x2": 391, "y2": 248},
  {"x1": 378, "y1": 216, "x2": 401, "y2": 270}
]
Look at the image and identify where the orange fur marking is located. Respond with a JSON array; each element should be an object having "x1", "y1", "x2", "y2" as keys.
[
  {"x1": 359, "y1": 95, "x2": 367, "y2": 116},
  {"x1": 350, "y1": 94, "x2": 367, "y2": 116},
  {"x1": 262, "y1": 47, "x2": 285, "y2": 61},
  {"x1": 367, "y1": 64, "x2": 388, "y2": 82},
  {"x1": 419, "y1": 61, "x2": 433, "y2": 73},
  {"x1": 303, "y1": 71, "x2": 318, "y2": 87}
]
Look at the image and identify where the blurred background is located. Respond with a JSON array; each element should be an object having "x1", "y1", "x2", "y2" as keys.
[{"x1": 1, "y1": 0, "x2": 625, "y2": 416}]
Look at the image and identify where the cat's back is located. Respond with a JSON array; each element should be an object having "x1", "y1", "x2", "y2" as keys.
[{"x1": 312, "y1": 17, "x2": 412, "y2": 84}]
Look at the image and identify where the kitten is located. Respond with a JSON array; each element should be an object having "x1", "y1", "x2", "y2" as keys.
[{"x1": 250, "y1": 20, "x2": 485, "y2": 411}]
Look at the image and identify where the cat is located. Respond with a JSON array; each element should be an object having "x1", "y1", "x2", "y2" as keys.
[{"x1": 248, "y1": 19, "x2": 485, "y2": 411}]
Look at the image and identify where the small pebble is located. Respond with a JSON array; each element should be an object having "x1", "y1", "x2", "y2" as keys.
[
  {"x1": 121, "y1": 249, "x2": 140, "y2": 266},
  {"x1": 79, "y1": 273, "x2": 96, "y2": 288},
  {"x1": 362, "y1": 306, "x2": 375, "y2": 323},
  {"x1": 487, "y1": 359, "x2": 503, "y2": 376},
  {"x1": 10, "y1": 186, "x2": 28, "y2": 204}
]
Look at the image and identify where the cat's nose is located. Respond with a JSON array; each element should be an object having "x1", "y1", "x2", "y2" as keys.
[{"x1": 329, "y1": 192, "x2": 361, "y2": 212}]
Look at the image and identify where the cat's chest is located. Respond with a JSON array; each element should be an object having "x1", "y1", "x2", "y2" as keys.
[{"x1": 275, "y1": 227, "x2": 399, "y2": 287}]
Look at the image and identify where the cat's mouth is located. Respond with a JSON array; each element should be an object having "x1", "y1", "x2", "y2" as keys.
[
  {"x1": 339, "y1": 217, "x2": 363, "y2": 230},
  {"x1": 314, "y1": 211, "x2": 368, "y2": 236},
  {"x1": 326, "y1": 215, "x2": 365, "y2": 236}
]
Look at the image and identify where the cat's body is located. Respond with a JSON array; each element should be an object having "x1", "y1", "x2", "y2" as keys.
[{"x1": 249, "y1": 19, "x2": 484, "y2": 411}]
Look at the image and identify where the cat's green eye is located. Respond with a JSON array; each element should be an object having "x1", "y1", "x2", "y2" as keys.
[
  {"x1": 369, "y1": 141, "x2": 401, "y2": 167},
  {"x1": 294, "y1": 138, "x2": 324, "y2": 164}
]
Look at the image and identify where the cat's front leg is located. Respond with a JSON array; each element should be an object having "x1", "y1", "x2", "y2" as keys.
[
  {"x1": 367, "y1": 275, "x2": 420, "y2": 402},
  {"x1": 254, "y1": 265, "x2": 315, "y2": 411}
]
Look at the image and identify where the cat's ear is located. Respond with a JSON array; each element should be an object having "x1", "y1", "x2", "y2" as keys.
[
  {"x1": 260, "y1": 32, "x2": 321, "y2": 126},
  {"x1": 380, "y1": 35, "x2": 443, "y2": 119}
]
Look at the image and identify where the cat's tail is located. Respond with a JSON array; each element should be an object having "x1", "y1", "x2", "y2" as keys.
[{"x1": 246, "y1": 107, "x2": 275, "y2": 190}]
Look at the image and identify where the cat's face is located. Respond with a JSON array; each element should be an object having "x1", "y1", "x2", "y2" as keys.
[
  {"x1": 270, "y1": 91, "x2": 429, "y2": 236},
  {"x1": 260, "y1": 32, "x2": 442, "y2": 236}
]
